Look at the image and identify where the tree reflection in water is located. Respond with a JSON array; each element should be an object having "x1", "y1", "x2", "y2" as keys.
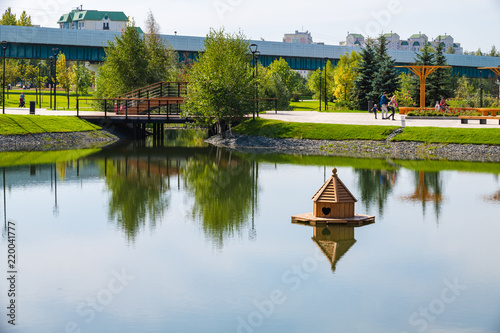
[
  {"x1": 103, "y1": 157, "x2": 170, "y2": 242},
  {"x1": 354, "y1": 168, "x2": 397, "y2": 216},
  {"x1": 182, "y1": 148, "x2": 258, "y2": 249},
  {"x1": 401, "y1": 171, "x2": 443, "y2": 219}
]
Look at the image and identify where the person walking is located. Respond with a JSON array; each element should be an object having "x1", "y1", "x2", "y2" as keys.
[
  {"x1": 371, "y1": 104, "x2": 378, "y2": 119},
  {"x1": 380, "y1": 92, "x2": 389, "y2": 119},
  {"x1": 387, "y1": 96, "x2": 398, "y2": 120}
]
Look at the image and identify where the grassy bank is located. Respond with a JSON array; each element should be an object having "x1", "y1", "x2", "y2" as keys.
[
  {"x1": 392, "y1": 127, "x2": 500, "y2": 145},
  {"x1": 0, "y1": 114, "x2": 101, "y2": 135},
  {"x1": 233, "y1": 119, "x2": 500, "y2": 145},
  {"x1": 233, "y1": 118, "x2": 397, "y2": 140}
]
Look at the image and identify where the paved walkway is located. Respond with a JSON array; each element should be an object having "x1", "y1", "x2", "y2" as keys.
[
  {"x1": 261, "y1": 111, "x2": 500, "y2": 129},
  {"x1": 2, "y1": 107, "x2": 500, "y2": 129}
]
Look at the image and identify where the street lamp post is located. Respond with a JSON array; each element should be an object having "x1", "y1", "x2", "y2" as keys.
[
  {"x1": 250, "y1": 43, "x2": 258, "y2": 120},
  {"x1": 255, "y1": 51, "x2": 260, "y2": 117},
  {"x1": 319, "y1": 70, "x2": 322, "y2": 111},
  {"x1": 324, "y1": 58, "x2": 328, "y2": 111},
  {"x1": 49, "y1": 56, "x2": 53, "y2": 109},
  {"x1": 2, "y1": 41, "x2": 8, "y2": 114},
  {"x1": 480, "y1": 69, "x2": 483, "y2": 108},
  {"x1": 52, "y1": 48, "x2": 59, "y2": 110}
]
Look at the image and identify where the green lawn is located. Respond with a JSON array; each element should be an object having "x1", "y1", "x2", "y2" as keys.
[
  {"x1": 233, "y1": 118, "x2": 500, "y2": 145},
  {"x1": 233, "y1": 118, "x2": 398, "y2": 140},
  {"x1": 392, "y1": 127, "x2": 500, "y2": 145},
  {"x1": 290, "y1": 100, "x2": 364, "y2": 113},
  {"x1": 1, "y1": 89, "x2": 94, "y2": 111},
  {"x1": 0, "y1": 114, "x2": 101, "y2": 135}
]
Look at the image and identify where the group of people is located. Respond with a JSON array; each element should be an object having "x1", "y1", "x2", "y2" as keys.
[
  {"x1": 371, "y1": 92, "x2": 397, "y2": 120},
  {"x1": 435, "y1": 97, "x2": 449, "y2": 111}
]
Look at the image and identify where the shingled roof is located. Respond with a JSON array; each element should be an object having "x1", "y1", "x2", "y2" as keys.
[{"x1": 311, "y1": 168, "x2": 357, "y2": 203}]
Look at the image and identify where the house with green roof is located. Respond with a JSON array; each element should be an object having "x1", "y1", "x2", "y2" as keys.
[
  {"x1": 57, "y1": 7, "x2": 133, "y2": 32},
  {"x1": 344, "y1": 33, "x2": 365, "y2": 47}
]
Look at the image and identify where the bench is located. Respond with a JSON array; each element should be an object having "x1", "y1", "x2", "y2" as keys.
[
  {"x1": 458, "y1": 115, "x2": 500, "y2": 125},
  {"x1": 477, "y1": 108, "x2": 499, "y2": 116}
]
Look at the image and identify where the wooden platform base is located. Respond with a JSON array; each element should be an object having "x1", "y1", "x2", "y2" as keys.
[{"x1": 291, "y1": 212, "x2": 375, "y2": 226}]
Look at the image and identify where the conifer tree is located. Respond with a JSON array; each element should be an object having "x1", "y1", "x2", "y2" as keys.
[
  {"x1": 370, "y1": 34, "x2": 400, "y2": 102},
  {"x1": 426, "y1": 42, "x2": 454, "y2": 104},
  {"x1": 352, "y1": 42, "x2": 377, "y2": 110}
]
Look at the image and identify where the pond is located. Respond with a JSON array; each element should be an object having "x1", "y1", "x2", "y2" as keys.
[{"x1": 1, "y1": 130, "x2": 499, "y2": 333}]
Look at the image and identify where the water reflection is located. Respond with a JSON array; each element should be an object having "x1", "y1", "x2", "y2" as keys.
[
  {"x1": 401, "y1": 171, "x2": 443, "y2": 218},
  {"x1": 313, "y1": 225, "x2": 356, "y2": 272},
  {"x1": 102, "y1": 156, "x2": 171, "y2": 242},
  {"x1": 294, "y1": 222, "x2": 373, "y2": 273},
  {"x1": 354, "y1": 168, "x2": 397, "y2": 215},
  {"x1": 182, "y1": 148, "x2": 259, "y2": 249}
]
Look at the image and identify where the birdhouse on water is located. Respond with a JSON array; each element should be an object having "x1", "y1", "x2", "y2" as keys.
[{"x1": 291, "y1": 168, "x2": 375, "y2": 225}]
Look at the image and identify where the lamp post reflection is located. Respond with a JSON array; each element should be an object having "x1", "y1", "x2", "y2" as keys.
[
  {"x1": 2, "y1": 41, "x2": 8, "y2": 114},
  {"x1": 2, "y1": 167, "x2": 6, "y2": 238},
  {"x1": 249, "y1": 43, "x2": 258, "y2": 120}
]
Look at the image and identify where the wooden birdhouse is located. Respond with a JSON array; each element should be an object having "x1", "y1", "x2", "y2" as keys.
[
  {"x1": 291, "y1": 167, "x2": 374, "y2": 226},
  {"x1": 311, "y1": 168, "x2": 357, "y2": 218}
]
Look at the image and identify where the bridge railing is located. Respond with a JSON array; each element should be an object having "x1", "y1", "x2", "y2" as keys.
[
  {"x1": 76, "y1": 97, "x2": 185, "y2": 120},
  {"x1": 118, "y1": 81, "x2": 188, "y2": 100}
]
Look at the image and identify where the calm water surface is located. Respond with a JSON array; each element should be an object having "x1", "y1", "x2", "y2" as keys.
[{"x1": 1, "y1": 130, "x2": 499, "y2": 333}]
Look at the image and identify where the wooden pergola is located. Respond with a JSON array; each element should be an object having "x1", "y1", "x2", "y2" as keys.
[
  {"x1": 396, "y1": 65, "x2": 451, "y2": 108},
  {"x1": 478, "y1": 67, "x2": 500, "y2": 76}
]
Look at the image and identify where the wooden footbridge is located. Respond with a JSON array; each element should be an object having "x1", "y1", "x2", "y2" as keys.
[{"x1": 76, "y1": 81, "x2": 193, "y2": 139}]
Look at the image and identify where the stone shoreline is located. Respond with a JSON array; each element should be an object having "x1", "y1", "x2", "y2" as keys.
[
  {"x1": 206, "y1": 134, "x2": 500, "y2": 162},
  {"x1": 0, "y1": 130, "x2": 119, "y2": 152}
]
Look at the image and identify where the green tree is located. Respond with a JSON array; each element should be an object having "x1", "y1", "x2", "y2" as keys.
[
  {"x1": 489, "y1": 45, "x2": 499, "y2": 57},
  {"x1": 72, "y1": 62, "x2": 92, "y2": 96},
  {"x1": 0, "y1": 8, "x2": 17, "y2": 26},
  {"x1": 393, "y1": 73, "x2": 415, "y2": 107},
  {"x1": 307, "y1": 61, "x2": 334, "y2": 103},
  {"x1": 455, "y1": 76, "x2": 474, "y2": 99},
  {"x1": 56, "y1": 53, "x2": 73, "y2": 108},
  {"x1": 332, "y1": 51, "x2": 361, "y2": 103},
  {"x1": 17, "y1": 11, "x2": 32, "y2": 26},
  {"x1": 184, "y1": 28, "x2": 253, "y2": 136},
  {"x1": 426, "y1": 42, "x2": 454, "y2": 104},
  {"x1": 259, "y1": 58, "x2": 298, "y2": 110},
  {"x1": 95, "y1": 21, "x2": 149, "y2": 98},
  {"x1": 371, "y1": 34, "x2": 400, "y2": 101},
  {"x1": 144, "y1": 10, "x2": 180, "y2": 83},
  {"x1": 446, "y1": 45, "x2": 455, "y2": 54},
  {"x1": 267, "y1": 58, "x2": 298, "y2": 94},
  {"x1": 352, "y1": 42, "x2": 377, "y2": 110},
  {"x1": 95, "y1": 18, "x2": 179, "y2": 100}
]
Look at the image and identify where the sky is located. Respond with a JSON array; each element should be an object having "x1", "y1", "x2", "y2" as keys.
[{"x1": 1, "y1": 0, "x2": 499, "y2": 53}]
